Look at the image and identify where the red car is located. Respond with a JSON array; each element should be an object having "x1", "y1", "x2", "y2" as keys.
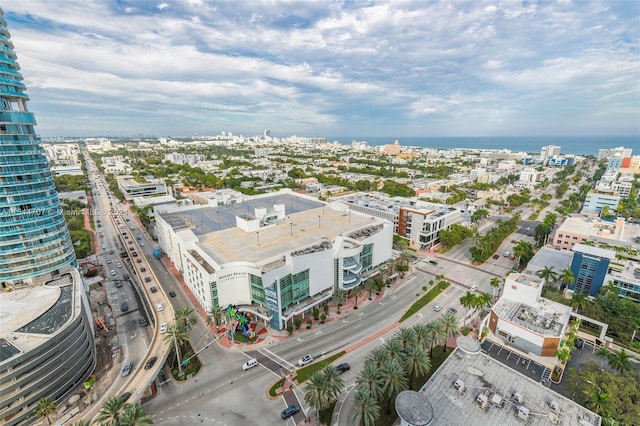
[{"x1": 492, "y1": 254, "x2": 500, "y2": 259}]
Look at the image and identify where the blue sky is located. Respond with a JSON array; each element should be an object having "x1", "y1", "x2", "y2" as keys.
[{"x1": 3, "y1": 0, "x2": 639, "y2": 138}]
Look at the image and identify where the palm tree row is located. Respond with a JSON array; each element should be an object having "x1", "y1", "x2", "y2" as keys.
[
  {"x1": 459, "y1": 291, "x2": 492, "y2": 326},
  {"x1": 352, "y1": 316, "x2": 458, "y2": 426},
  {"x1": 536, "y1": 266, "x2": 574, "y2": 290},
  {"x1": 93, "y1": 395, "x2": 152, "y2": 426},
  {"x1": 303, "y1": 365, "x2": 345, "y2": 422}
]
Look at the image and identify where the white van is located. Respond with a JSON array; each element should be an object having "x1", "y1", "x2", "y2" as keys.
[
  {"x1": 242, "y1": 358, "x2": 258, "y2": 370},
  {"x1": 503, "y1": 251, "x2": 511, "y2": 258}
]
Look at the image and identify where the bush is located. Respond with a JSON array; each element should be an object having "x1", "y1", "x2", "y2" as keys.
[
  {"x1": 320, "y1": 313, "x2": 326, "y2": 324},
  {"x1": 286, "y1": 324, "x2": 293, "y2": 335},
  {"x1": 399, "y1": 281, "x2": 451, "y2": 322},
  {"x1": 313, "y1": 307, "x2": 320, "y2": 320},
  {"x1": 323, "y1": 304, "x2": 329, "y2": 313},
  {"x1": 294, "y1": 317, "x2": 302, "y2": 330}
]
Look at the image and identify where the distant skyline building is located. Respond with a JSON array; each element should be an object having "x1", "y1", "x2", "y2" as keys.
[
  {"x1": 597, "y1": 146, "x2": 632, "y2": 160},
  {"x1": 0, "y1": 9, "x2": 95, "y2": 425},
  {"x1": 540, "y1": 144, "x2": 561, "y2": 160}
]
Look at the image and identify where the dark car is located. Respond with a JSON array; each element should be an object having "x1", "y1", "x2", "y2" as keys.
[
  {"x1": 280, "y1": 404, "x2": 300, "y2": 420},
  {"x1": 428, "y1": 260, "x2": 438, "y2": 265},
  {"x1": 120, "y1": 392, "x2": 132, "y2": 402},
  {"x1": 140, "y1": 267, "x2": 146, "y2": 272},
  {"x1": 121, "y1": 361, "x2": 133, "y2": 377},
  {"x1": 336, "y1": 363, "x2": 350, "y2": 373},
  {"x1": 138, "y1": 317, "x2": 148, "y2": 327},
  {"x1": 120, "y1": 301, "x2": 128, "y2": 312},
  {"x1": 169, "y1": 291, "x2": 176, "y2": 298},
  {"x1": 123, "y1": 273, "x2": 130, "y2": 280},
  {"x1": 150, "y1": 286, "x2": 158, "y2": 293},
  {"x1": 448, "y1": 307, "x2": 457, "y2": 314},
  {"x1": 115, "y1": 280, "x2": 122, "y2": 288},
  {"x1": 492, "y1": 254, "x2": 500, "y2": 259},
  {"x1": 144, "y1": 356, "x2": 157, "y2": 370}
]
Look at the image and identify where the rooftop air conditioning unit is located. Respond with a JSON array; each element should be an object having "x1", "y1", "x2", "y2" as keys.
[
  {"x1": 454, "y1": 379, "x2": 466, "y2": 394},
  {"x1": 517, "y1": 406, "x2": 530, "y2": 421},
  {"x1": 514, "y1": 392, "x2": 524, "y2": 403},
  {"x1": 490, "y1": 393, "x2": 504, "y2": 407},
  {"x1": 476, "y1": 394, "x2": 489, "y2": 411},
  {"x1": 549, "y1": 400, "x2": 560, "y2": 413}
]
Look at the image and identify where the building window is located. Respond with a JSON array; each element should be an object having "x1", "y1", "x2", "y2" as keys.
[
  {"x1": 360, "y1": 244, "x2": 373, "y2": 270},
  {"x1": 250, "y1": 274, "x2": 265, "y2": 305}
]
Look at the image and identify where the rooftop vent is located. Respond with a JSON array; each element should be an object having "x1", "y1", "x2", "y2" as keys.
[
  {"x1": 490, "y1": 393, "x2": 504, "y2": 408},
  {"x1": 513, "y1": 392, "x2": 524, "y2": 404},
  {"x1": 549, "y1": 400, "x2": 560, "y2": 413},
  {"x1": 453, "y1": 379, "x2": 466, "y2": 394},
  {"x1": 517, "y1": 406, "x2": 530, "y2": 422},
  {"x1": 476, "y1": 394, "x2": 489, "y2": 411}
]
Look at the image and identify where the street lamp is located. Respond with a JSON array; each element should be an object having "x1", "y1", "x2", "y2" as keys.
[{"x1": 586, "y1": 380, "x2": 602, "y2": 394}]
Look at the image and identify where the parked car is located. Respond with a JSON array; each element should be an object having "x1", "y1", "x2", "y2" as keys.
[
  {"x1": 169, "y1": 291, "x2": 176, "y2": 298},
  {"x1": 140, "y1": 267, "x2": 146, "y2": 272},
  {"x1": 428, "y1": 260, "x2": 438, "y2": 265},
  {"x1": 150, "y1": 286, "x2": 158, "y2": 293},
  {"x1": 120, "y1": 301, "x2": 128, "y2": 312},
  {"x1": 448, "y1": 307, "x2": 458, "y2": 314},
  {"x1": 433, "y1": 304, "x2": 443, "y2": 312},
  {"x1": 297, "y1": 354, "x2": 313, "y2": 366},
  {"x1": 138, "y1": 317, "x2": 148, "y2": 327},
  {"x1": 121, "y1": 361, "x2": 133, "y2": 377},
  {"x1": 120, "y1": 392, "x2": 132, "y2": 402},
  {"x1": 160, "y1": 323, "x2": 168, "y2": 333},
  {"x1": 144, "y1": 276, "x2": 151, "y2": 282},
  {"x1": 280, "y1": 404, "x2": 300, "y2": 420},
  {"x1": 144, "y1": 357, "x2": 157, "y2": 370},
  {"x1": 156, "y1": 303, "x2": 164, "y2": 312},
  {"x1": 336, "y1": 363, "x2": 350, "y2": 373},
  {"x1": 492, "y1": 254, "x2": 500, "y2": 259}
]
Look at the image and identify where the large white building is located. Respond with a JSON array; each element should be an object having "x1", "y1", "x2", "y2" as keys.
[
  {"x1": 155, "y1": 190, "x2": 393, "y2": 331},
  {"x1": 597, "y1": 146, "x2": 633, "y2": 160}
]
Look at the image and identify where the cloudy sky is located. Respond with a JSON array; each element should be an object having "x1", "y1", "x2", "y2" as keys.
[{"x1": 2, "y1": 0, "x2": 639, "y2": 138}]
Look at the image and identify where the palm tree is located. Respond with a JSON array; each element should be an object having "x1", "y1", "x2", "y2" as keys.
[
  {"x1": 332, "y1": 287, "x2": 347, "y2": 311},
  {"x1": 380, "y1": 357, "x2": 408, "y2": 414},
  {"x1": 489, "y1": 277, "x2": 502, "y2": 300},
  {"x1": 477, "y1": 293, "x2": 492, "y2": 311},
  {"x1": 394, "y1": 327, "x2": 417, "y2": 353},
  {"x1": 570, "y1": 293, "x2": 589, "y2": 314},
  {"x1": 599, "y1": 281, "x2": 618, "y2": 297},
  {"x1": 584, "y1": 389, "x2": 613, "y2": 417},
  {"x1": 206, "y1": 304, "x2": 224, "y2": 332},
  {"x1": 364, "y1": 278, "x2": 377, "y2": 300},
  {"x1": 400, "y1": 250, "x2": 413, "y2": 267},
  {"x1": 321, "y1": 364, "x2": 344, "y2": 403},
  {"x1": 352, "y1": 389, "x2": 380, "y2": 426},
  {"x1": 34, "y1": 397, "x2": 56, "y2": 425},
  {"x1": 559, "y1": 268, "x2": 574, "y2": 290},
  {"x1": 537, "y1": 266, "x2": 558, "y2": 285},
  {"x1": 513, "y1": 240, "x2": 533, "y2": 268},
  {"x1": 304, "y1": 370, "x2": 328, "y2": 419},
  {"x1": 411, "y1": 323, "x2": 430, "y2": 351},
  {"x1": 351, "y1": 286, "x2": 362, "y2": 309},
  {"x1": 404, "y1": 344, "x2": 431, "y2": 388},
  {"x1": 607, "y1": 349, "x2": 632, "y2": 374},
  {"x1": 425, "y1": 320, "x2": 447, "y2": 358},
  {"x1": 174, "y1": 307, "x2": 197, "y2": 333},
  {"x1": 95, "y1": 395, "x2": 125, "y2": 426},
  {"x1": 163, "y1": 322, "x2": 190, "y2": 377},
  {"x1": 555, "y1": 347, "x2": 571, "y2": 365},
  {"x1": 470, "y1": 209, "x2": 489, "y2": 225},
  {"x1": 69, "y1": 419, "x2": 92, "y2": 426},
  {"x1": 384, "y1": 338, "x2": 404, "y2": 364},
  {"x1": 365, "y1": 346, "x2": 388, "y2": 370},
  {"x1": 459, "y1": 291, "x2": 476, "y2": 325},
  {"x1": 118, "y1": 403, "x2": 152, "y2": 426},
  {"x1": 355, "y1": 364, "x2": 384, "y2": 401},
  {"x1": 440, "y1": 312, "x2": 459, "y2": 352},
  {"x1": 596, "y1": 347, "x2": 611, "y2": 368}
]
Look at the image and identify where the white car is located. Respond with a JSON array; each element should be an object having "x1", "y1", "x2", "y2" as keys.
[
  {"x1": 159, "y1": 323, "x2": 168, "y2": 333},
  {"x1": 106, "y1": 259, "x2": 112, "y2": 264},
  {"x1": 433, "y1": 304, "x2": 443, "y2": 312},
  {"x1": 297, "y1": 354, "x2": 313, "y2": 366},
  {"x1": 116, "y1": 262, "x2": 122, "y2": 268},
  {"x1": 470, "y1": 285, "x2": 478, "y2": 292},
  {"x1": 110, "y1": 270, "x2": 117, "y2": 276},
  {"x1": 156, "y1": 303, "x2": 164, "y2": 312}
]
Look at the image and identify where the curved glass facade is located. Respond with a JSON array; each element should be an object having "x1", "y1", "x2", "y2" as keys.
[{"x1": 0, "y1": 10, "x2": 76, "y2": 285}]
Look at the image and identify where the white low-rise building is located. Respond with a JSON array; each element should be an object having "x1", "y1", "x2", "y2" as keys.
[{"x1": 155, "y1": 190, "x2": 393, "y2": 331}]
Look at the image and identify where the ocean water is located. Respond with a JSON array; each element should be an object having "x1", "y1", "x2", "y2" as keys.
[{"x1": 327, "y1": 136, "x2": 639, "y2": 157}]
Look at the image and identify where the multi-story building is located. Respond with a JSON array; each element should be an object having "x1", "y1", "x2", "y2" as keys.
[
  {"x1": 0, "y1": 10, "x2": 95, "y2": 425},
  {"x1": 155, "y1": 190, "x2": 393, "y2": 331},
  {"x1": 597, "y1": 146, "x2": 632, "y2": 160},
  {"x1": 516, "y1": 167, "x2": 542, "y2": 189},
  {"x1": 540, "y1": 144, "x2": 561, "y2": 160},
  {"x1": 488, "y1": 272, "x2": 572, "y2": 357},
  {"x1": 164, "y1": 152, "x2": 205, "y2": 166},
  {"x1": 101, "y1": 155, "x2": 132, "y2": 174},
  {"x1": 116, "y1": 175, "x2": 166, "y2": 200},
  {"x1": 569, "y1": 244, "x2": 615, "y2": 297},
  {"x1": 582, "y1": 191, "x2": 621, "y2": 215},
  {"x1": 334, "y1": 192, "x2": 460, "y2": 251}
]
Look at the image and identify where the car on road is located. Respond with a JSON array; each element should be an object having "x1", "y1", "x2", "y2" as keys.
[
  {"x1": 280, "y1": 404, "x2": 300, "y2": 420},
  {"x1": 140, "y1": 267, "x2": 146, "y2": 272},
  {"x1": 336, "y1": 363, "x2": 350, "y2": 373},
  {"x1": 433, "y1": 304, "x2": 443, "y2": 312},
  {"x1": 156, "y1": 303, "x2": 164, "y2": 312},
  {"x1": 150, "y1": 286, "x2": 157, "y2": 293},
  {"x1": 144, "y1": 357, "x2": 157, "y2": 370},
  {"x1": 448, "y1": 307, "x2": 457, "y2": 314},
  {"x1": 511, "y1": 239, "x2": 517, "y2": 243},
  {"x1": 120, "y1": 301, "x2": 128, "y2": 312},
  {"x1": 144, "y1": 276, "x2": 151, "y2": 282},
  {"x1": 160, "y1": 323, "x2": 168, "y2": 333},
  {"x1": 428, "y1": 260, "x2": 438, "y2": 265},
  {"x1": 121, "y1": 361, "x2": 133, "y2": 377},
  {"x1": 120, "y1": 392, "x2": 132, "y2": 402},
  {"x1": 297, "y1": 354, "x2": 313, "y2": 366},
  {"x1": 136, "y1": 258, "x2": 142, "y2": 263},
  {"x1": 101, "y1": 244, "x2": 106, "y2": 249},
  {"x1": 470, "y1": 285, "x2": 478, "y2": 292},
  {"x1": 492, "y1": 254, "x2": 500, "y2": 259},
  {"x1": 169, "y1": 291, "x2": 176, "y2": 298}
]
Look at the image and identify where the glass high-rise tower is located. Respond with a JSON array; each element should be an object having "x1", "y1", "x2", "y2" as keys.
[
  {"x1": 0, "y1": 9, "x2": 95, "y2": 426},
  {"x1": 0, "y1": 10, "x2": 76, "y2": 287}
]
